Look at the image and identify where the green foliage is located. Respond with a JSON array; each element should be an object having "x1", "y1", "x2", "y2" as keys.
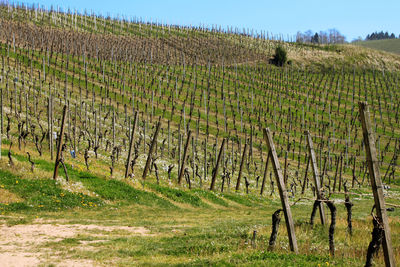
[{"x1": 271, "y1": 46, "x2": 287, "y2": 66}]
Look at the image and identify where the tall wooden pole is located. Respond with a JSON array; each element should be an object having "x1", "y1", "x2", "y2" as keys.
[
  {"x1": 53, "y1": 105, "x2": 67, "y2": 180},
  {"x1": 178, "y1": 130, "x2": 192, "y2": 185},
  {"x1": 260, "y1": 152, "x2": 270, "y2": 195},
  {"x1": 125, "y1": 111, "x2": 138, "y2": 178},
  {"x1": 359, "y1": 102, "x2": 395, "y2": 267},
  {"x1": 210, "y1": 138, "x2": 225, "y2": 191},
  {"x1": 142, "y1": 121, "x2": 161, "y2": 180},
  {"x1": 263, "y1": 128, "x2": 298, "y2": 253},
  {"x1": 235, "y1": 143, "x2": 248, "y2": 191},
  {"x1": 0, "y1": 88, "x2": 2, "y2": 160},
  {"x1": 306, "y1": 131, "x2": 326, "y2": 225}
]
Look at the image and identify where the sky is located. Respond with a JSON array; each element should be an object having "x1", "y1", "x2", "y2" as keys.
[{"x1": 19, "y1": 0, "x2": 400, "y2": 41}]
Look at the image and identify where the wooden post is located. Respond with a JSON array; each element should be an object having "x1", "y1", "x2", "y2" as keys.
[
  {"x1": 112, "y1": 108, "x2": 115, "y2": 148},
  {"x1": 178, "y1": 130, "x2": 192, "y2": 185},
  {"x1": 124, "y1": 111, "x2": 138, "y2": 178},
  {"x1": 263, "y1": 128, "x2": 298, "y2": 253},
  {"x1": 260, "y1": 152, "x2": 271, "y2": 195},
  {"x1": 283, "y1": 150, "x2": 288, "y2": 185},
  {"x1": 210, "y1": 138, "x2": 225, "y2": 191},
  {"x1": 359, "y1": 102, "x2": 395, "y2": 267},
  {"x1": 49, "y1": 93, "x2": 54, "y2": 160},
  {"x1": 306, "y1": 131, "x2": 326, "y2": 225},
  {"x1": 203, "y1": 136, "x2": 207, "y2": 186},
  {"x1": 53, "y1": 105, "x2": 67, "y2": 180},
  {"x1": 235, "y1": 143, "x2": 248, "y2": 191},
  {"x1": 142, "y1": 121, "x2": 161, "y2": 180},
  {"x1": 301, "y1": 155, "x2": 310, "y2": 194},
  {"x1": 0, "y1": 88, "x2": 2, "y2": 160}
]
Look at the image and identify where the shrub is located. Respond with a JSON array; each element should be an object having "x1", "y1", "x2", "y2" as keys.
[{"x1": 271, "y1": 46, "x2": 287, "y2": 66}]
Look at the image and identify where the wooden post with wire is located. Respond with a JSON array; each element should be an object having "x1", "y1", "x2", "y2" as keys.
[
  {"x1": 53, "y1": 105, "x2": 67, "y2": 180},
  {"x1": 306, "y1": 131, "x2": 326, "y2": 225},
  {"x1": 359, "y1": 101, "x2": 395, "y2": 267},
  {"x1": 263, "y1": 128, "x2": 298, "y2": 253}
]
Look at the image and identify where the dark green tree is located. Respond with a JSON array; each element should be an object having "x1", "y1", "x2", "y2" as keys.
[
  {"x1": 271, "y1": 46, "x2": 287, "y2": 67},
  {"x1": 311, "y1": 33, "x2": 319, "y2": 44}
]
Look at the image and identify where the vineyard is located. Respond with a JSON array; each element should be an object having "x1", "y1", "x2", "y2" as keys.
[{"x1": 0, "y1": 3, "x2": 399, "y2": 267}]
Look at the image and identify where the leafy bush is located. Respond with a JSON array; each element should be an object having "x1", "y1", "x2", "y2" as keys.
[{"x1": 271, "y1": 46, "x2": 287, "y2": 66}]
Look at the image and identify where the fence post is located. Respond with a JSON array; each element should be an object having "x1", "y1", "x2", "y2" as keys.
[
  {"x1": 359, "y1": 102, "x2": 395, "y2": 267},
  {"x1": 263, "y1": 128, "x2": 298, "y2": 253}
]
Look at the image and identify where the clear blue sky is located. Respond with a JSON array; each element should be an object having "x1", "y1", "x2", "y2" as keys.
[{"x1": 21, "y1": 0, "x2": 400, "y2": 41}]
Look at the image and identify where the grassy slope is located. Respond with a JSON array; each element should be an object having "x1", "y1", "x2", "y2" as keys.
[
  {"x1": 0, "y1": 5, "x2": 399, "y2": 267},
  {"x1": 353, "y1": 39, "x2": 400, "y2": 55},
  {"x1": 0, "y1": 131, "x2": 399, "y2": 266}
]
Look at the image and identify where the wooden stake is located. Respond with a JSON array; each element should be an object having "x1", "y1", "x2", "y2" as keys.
[
  {"x1": 359, "y1": 102, "x2": 395, "y2": 267},
  {"x1": 210, "y1": 138, "x2": 225, "y2": 191},
  {"x1": 178, "y1": 130, "x2": 192, "y2": 185},
  {"x1": 306, "y1": 131, "x2": 326, "y2": 225},
  {"x1": 142, "y1": 120, "x2": 161, "y2": 180},
  {"x1": 235, "y1": 143, "x2": 248, "y2": 191},
  {"x1": 0, "y1": 88, "x2": 2, "y2": 160},
  {"x1": 263, "y1": 128, "x2": 298, "y2": 253},
  {"x1": 124, "y1": 111, "x2": 138, "y2": 178},
  {"x1": 260, "y1": 152, "x2": 270, "y2": 195},
  {"x1": 53, "y1": 105, "x2": 67, "y2": 180}
]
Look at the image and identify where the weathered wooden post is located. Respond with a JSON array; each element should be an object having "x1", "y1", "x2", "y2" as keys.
[
  {"x1": 142, "y1": 120, "x2": 161, "y2": 180},
  {"x1": 235, "y1": 143, "x2": 248, "y2": 191},
  {"x1": 260, "y1": 152, "x2": 270, "y2": 195},
  {"x1": 53, "y1": 105, "x2": 67, "y2": 180},
  {"x1": 125, "y1": 111, "x2": 138, "y2": 178},
  {"x1": 178, "y1": 130, "x2": 192, "y2": 185},
  {"x1": 210, "y1": 138, "x2": 225, "y2": 191},
  {"x1": 359, "y1": 102, "x2": 395, "y2": 267},
  {"x1": 306, "y1": 131, "x2": 326, "y2": 225},
  {"x1": 49, "y1": 92, "x2": 54, "y2": 160},
  {"x1": 264, "y1": 128, "x2": 298, "y2": 253},
  {"x1": 0, "y1": 87, "x2": 2, "y2": 160}
]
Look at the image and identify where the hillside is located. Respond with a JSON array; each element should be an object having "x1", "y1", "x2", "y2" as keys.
[
  {"x1": 0, "y1": 4, "x2": 399, "y2": 266},
  {"x1": 353, "y1": 38, "x2": 400, "y2": 55}
]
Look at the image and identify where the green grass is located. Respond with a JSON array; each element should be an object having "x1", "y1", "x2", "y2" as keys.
[
  {"x1": 221, "y1": 192, "x2": 260, "y2": 207},
  {"x1": 0, "y1": 169, "x2": 103, "y2": 212},
  {"x1": 77, "y1": 172, "x2": 175, "y2": 208},
  {"x1": 147, "y1": 183, "x2": 208, "y2": 207},
  {"x1": 354, "y1": 39, "x2": 400, "y2": 54},
  {"x1": 191, "y1": 189, "x2": 229, "y2": 207}
]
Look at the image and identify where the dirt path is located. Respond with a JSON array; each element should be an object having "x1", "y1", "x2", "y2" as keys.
[{"x1": 0, "y1": 220, "x2": 152, "y2": 266}]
